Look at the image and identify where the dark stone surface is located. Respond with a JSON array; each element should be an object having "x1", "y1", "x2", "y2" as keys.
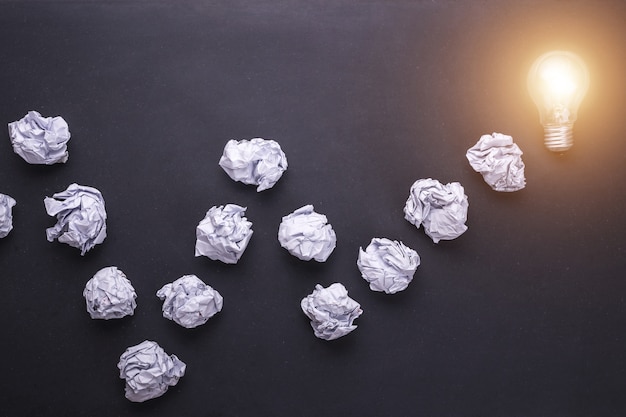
[{"x1": 1, "y1": 1, "x2": 626, "y2": 416}]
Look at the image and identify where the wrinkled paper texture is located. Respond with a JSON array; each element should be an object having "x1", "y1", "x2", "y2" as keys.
[
  {"x1": 466, "y1": 132, "x2": 526, "y2": 192},
  {"x1": 195, "y1": 204, "x2": 253, "y2": 264},
  {"x1": 404, "y1": 178, "x2": 469, "y2": 243},
  {"x1": 157, "y1": 275, "x2": 223, "y2": 329},
  {"x1": 357, "y1": 238, "x2": 420, "y2": 294},
  {"x1": 83, "y1": 266, "x2": 137, "y2": 320},
  {"x1": 0, "y1": 193, "x2": 16, "y2": 238},
  {"x1": 117, "y1": 340, "x2": 186, "y2": 402},
  {"x1": 301, "y1": 283, "x2": 363, "y2": 341},
  {"x1": 219, "y1": 138, "x2": 288, "y2": 191},
  {"x1": 44, "y1": 183, "x2": 107, "y2": 255},
  {"x1": 8, "y1": 111, "x2": 71, "y2": 164},
  {"x1": 278, "y1": 205, "x2": 336, "y2": 262}
]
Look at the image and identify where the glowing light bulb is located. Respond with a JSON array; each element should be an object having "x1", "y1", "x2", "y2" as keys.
[{"x1": 527, "y1": 51, "x2": 589, "y2": 152}]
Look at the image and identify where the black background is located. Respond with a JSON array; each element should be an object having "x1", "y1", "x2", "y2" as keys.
[{"x1": 1, "y1": 1, "x2": 626, "y2": 416}]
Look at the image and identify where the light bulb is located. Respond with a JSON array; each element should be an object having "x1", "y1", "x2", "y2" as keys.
[{"x1": 527, "y1": 50, "x2": 589, "y2": 152}]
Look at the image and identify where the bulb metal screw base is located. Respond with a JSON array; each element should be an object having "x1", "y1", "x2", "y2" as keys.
[{"x1": 544, "y1": 124, "x2": 574, "y2": 152}]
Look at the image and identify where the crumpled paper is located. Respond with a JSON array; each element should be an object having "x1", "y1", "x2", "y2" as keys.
[
  {"x1": 195, "y1": 204, "x2": 253, "y2": 264},
  {"x1": 404, "y1": 178, "x2": 469, "y2": 243},
  {"x1": 156, "y1": 275, "x2": 223, "y2": 329},
  {"x1": 466, "y1": 132, "x2": 526, "y2": 192},
  {"x1": 219, "y1": 138, "x2": 288, "y2": 192},
  {"x1": 278, "y1": 205, "x2": 336, "y2": 262},
  {"x1": 83, "y1": 266, "x2": 137, "y2": 320},
  {"x1": 117, "y1": 340, "x2": 186, "y2": 402},
  {"x1": 357, "y1": 238, "x2": 420, "y2": 294},
  {"x1": 301, "y1": 283, "x2": 363, "y2": 341},
  {"x1": 8, "y1": 110, "x2": 71, "y2": 164},
  {"x1": 44, "y1": 183, "x2": 107, "y2": 255},
  {"x1": 0, "y1": 193, "x2": 16, "y2": 239}
]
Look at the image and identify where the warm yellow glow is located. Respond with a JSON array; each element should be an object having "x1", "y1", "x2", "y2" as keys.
[
  {"x1": 527, "y1": 50, "x2": 590, "y2": 152},
  {"x1": 538, "y1": 56, "x2": 578, "y2": 98}
]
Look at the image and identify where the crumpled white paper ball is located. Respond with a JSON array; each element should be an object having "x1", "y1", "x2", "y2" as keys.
[
  {"x1": 156, "y1": 275, "x2": 223, "y2": 329},
  {"x1": 8, "y1": 111, "x2": 71, "y2": 164},
  {"x1": 83, "y1": 266, "x2": 137, "y2": 320},
  {"x1": 404, "y1": 178, "x2": 469, "y2": 243},
  {"x1": 301, "y1": 283, "x2": 363, "y2": 341},
  {"x1": 466, "y1": 132, "x2": 526, "y2": 192},
  {"x1": 117, "y1": 340, "x2": 186, "y2": 402},
  {"x1": 195, "y1": 204, "x2": 253, "y2": 264},
  {"x1": 219, "y1": 138, "x2": 288, "y2": 192},
  {"x1": 278, "y1": 205, "x2": 336, "y2": 262},
  {"x1": 357, "y1": 238, "x2": 420, "y2": 294},
  {"x1": 0, "y1": 193, "x2": 16, "y2": 239},
  {"x1": 44, "y1": 183, "x2": 107, "y2": 255}
]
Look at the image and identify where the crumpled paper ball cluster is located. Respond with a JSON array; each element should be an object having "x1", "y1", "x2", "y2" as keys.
[{"x1": 5, "y1": 106, "x2": 532, "y2": 399}]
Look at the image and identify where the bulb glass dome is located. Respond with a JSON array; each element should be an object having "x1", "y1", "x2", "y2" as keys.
[{"x1": 527, "y1": 51, "x2": 589, "y2": 152}]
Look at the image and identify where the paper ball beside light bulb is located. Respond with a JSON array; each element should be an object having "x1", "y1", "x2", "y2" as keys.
[
  {"x1": 466, "y1": 132, "x2": 526, "y2": 192},
  {"x1": 527, "y1": 50, "x2": 590, "y2": 152}
]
